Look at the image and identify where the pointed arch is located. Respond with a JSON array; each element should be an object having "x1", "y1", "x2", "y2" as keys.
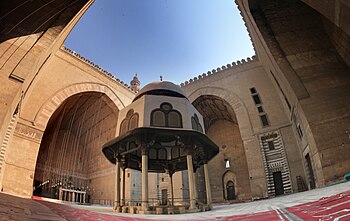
[
  {"x1": 34, "y1": 82, "x2": 124, "y2": 130},
  {"x1": 187, "y1": 87, "x2": 253, "y2": 140},
  {"x1": 222, "y1": 170, "x2": 237, "y2": 200}
]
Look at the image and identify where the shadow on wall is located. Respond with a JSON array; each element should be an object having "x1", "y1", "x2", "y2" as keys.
[{"x1": 0, "y1": 0, "x2": 89, "y2": 43}]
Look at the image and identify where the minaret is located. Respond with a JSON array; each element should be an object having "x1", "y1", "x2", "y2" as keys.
[{"x1": 130, "y1": 74, "x2": 140, "y2": 92}]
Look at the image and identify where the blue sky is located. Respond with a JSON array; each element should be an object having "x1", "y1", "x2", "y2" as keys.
[{"x1": 65, "y1": 0, "x2": 254, "y2": 86}]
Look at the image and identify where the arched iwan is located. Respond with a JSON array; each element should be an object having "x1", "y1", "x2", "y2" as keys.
[
  {"x1": 34, "y1": 82, "x2": 125, "y2": 130},
  {"x1": 187, "y1": 87, "x2": 254, "y2": 140}
]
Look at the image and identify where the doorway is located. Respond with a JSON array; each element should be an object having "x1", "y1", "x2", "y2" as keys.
[
  {"x1": 161, "y1": 189, "x2": 168, "y2": 205},
  {"x1": 226, "y1": 181, "x2": 235, "y2": 200},
  {"x1": 305, "y1": 153, "x2": 316, "y2": 189},
  {"x1": 273, "y1": 171, "x2": 284, "y2": 196}
]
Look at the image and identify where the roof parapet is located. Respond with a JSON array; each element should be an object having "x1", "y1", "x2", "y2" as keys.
[
  {"x1": 61, "y1": 45, "x2": 135, "y2": 92},
  {"x1": 180, "y1": 55, "x2": 257, "y2": 87}
]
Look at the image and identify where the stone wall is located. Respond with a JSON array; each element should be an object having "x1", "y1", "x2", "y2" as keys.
[
  {"x1": 182, "y1": 57, "x2": 303, "y2": 199},
  {"x1": 1, "y1": 0, "x2": 349, "y2": 201},
  {"x1": 244, "y1": 0, "x2": 350, "y2": 185},
  {"x1": 0, "y1": 46, "x2": 135, "y2": 197},
  {"x1": 206, "y1": 120, "x2": 251, "y2": 201},
  {"x1": 0, "y1": 2, "x2": 94, "y2": 186}
]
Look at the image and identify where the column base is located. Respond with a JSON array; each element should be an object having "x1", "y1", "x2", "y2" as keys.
[
  {"x1": 186, "y1": 208, "x2": 201, "y2": 213},
  {"x1": 121, "y1": 206, "x2": 128, "y2": 213},
  {"x1": 138, "y1": 210, "x2": 152, "y2": 214},
  {"x1": 114, "y1": 206, "x2": 121, "y2": 212}
]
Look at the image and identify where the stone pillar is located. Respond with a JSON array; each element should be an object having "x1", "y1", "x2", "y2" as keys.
[
  {"x1": 83, "y1": 193, "x2": 86, "y2": 203},
  {"x1": 141, "y1": 153, "x2": 149, "y2": 211},
  {"x1": 204, "y1": 163, "x2": 212, "y2": 207},
  {"x1": 58, "y1": 187, "x2": 63, "y2": 200},
  {"x1": 193, "y1": 170, "x2": 198, "y2": 204},
  {"x1": 114, "y1": 159, "x2": 121, "y2": 210},
  {"x1": 187, "y1": 154, "x2": 196, "y2": 210},
  {"x1": 122, "y1": 168, "x2": 126, "y2": 206},
  {"x1": 72, "y1": 192, "x2": 75, "y2": 203},
  {"x1": 1, "y1": 121, "x2": 44, "y2": 197},
  {"x1": 169, "y1": 173, "x2": 174, "y2": 206}
]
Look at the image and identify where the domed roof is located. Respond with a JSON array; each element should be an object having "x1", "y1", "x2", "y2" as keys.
[{"x1": 133, "y1": 81, "x2": 187, "y2": 102}]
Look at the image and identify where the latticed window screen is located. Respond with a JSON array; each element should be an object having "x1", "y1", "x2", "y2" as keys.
[
  {"x1": 171, "y1": 147, "x2": 180, "y2": 159},
  {"x1": 158, "y1": 149, "x2": 167, "y2": 160},
  {"x1": 149, "y1": 148, "x2": 157, "y2": 159}
]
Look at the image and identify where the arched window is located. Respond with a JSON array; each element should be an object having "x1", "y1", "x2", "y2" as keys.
[
  {"x1": 151, "y1": 110, "x2": 166, "y2": 127},
  {"x1": 129, "y1": 113, "x2": 139, "y2": 130},
  {"x1": 191, "y1": 117, "x2": 197, "y2": 130},
  {"x1": 158, "y1": 148, "x2": 167, "y2": 160},
  {"x1": 171, "y1": 147, "x2": 180, "y2": 159},
  {"x1": 119, "y1": 109, "x2": 139, "y2": 135},
  {"x1": 149, "y1": 148, "x2": 157, "y2": 160},
  {"x1": 151, "y1": 103, "x2": 182, "y2": 128},
  {"x1": 191, "y1": 114, "x2": 203, "y2": 133},
  {"x1": 119, "y1": 119, "x2": 128, "y2": 136},
  {"x1": 126, "y1": 109, "x2": 134, "y2": 118},
  {"x1": 168, "y1": 111, "x2": 182, "y2": 128},
  {"x1": 225, "y1": 159, "x2": 230, "y2": 168}
]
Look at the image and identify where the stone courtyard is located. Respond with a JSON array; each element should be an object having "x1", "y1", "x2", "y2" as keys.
[
  {"x1": 1, "y1": 0, "x2": 350, "y2": 220},
  {"x1": 1, "y1": 182, "x2": 349, "y2": 220}
]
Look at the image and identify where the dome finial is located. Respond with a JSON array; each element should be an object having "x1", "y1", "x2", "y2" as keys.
[{"x1": 160, "y1": 75, "x2": 163, "y2": 81}]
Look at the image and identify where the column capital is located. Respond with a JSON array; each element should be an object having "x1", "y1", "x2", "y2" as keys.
[
  {"x1": 184, "y1": 145, "x2": 193, "y2": 156},
  {"x1": 141, "y1": 146, "x2": 148, "y2": 155},
  {"x1": 120, "y1": 155, "x2": 128, "y2": 169},
  {"x1": 114, "y1": 153, "x2": 121, "y2": 162}
]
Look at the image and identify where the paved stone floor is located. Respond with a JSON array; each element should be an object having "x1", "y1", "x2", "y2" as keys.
[{"x1": 0, "y1": 182, "x2": 349, "y2": 220}]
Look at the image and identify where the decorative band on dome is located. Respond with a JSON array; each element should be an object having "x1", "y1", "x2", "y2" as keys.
[{"x1": 132, "y1": 81, "x2": 188, "y2": 102}]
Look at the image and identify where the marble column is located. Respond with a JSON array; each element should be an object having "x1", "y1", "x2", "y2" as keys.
[
  {"x1": 141, "y1": 154, "x2": 149, "y2": 211},
  {"x1": 193, "y1": 170, "x2": 198, "y2": 203},
  {"x1": 58, "y1": 187, "x2": 63, "y2": 200},
  {"x1": 187, "y1": 154, "x2": 196, "y2": 210},
  {"x1": 204, "y1": 163, "x2": 212, "y2": 207},
  {"x1": 169, "y1": 173, "x2": 174, "y2": 206},
  {"x1": 122, "y1": 168, "x2": 126, "y2": 206},
  {"x1": 114, "y1": 159, "x2": 121, "y2": 210}
]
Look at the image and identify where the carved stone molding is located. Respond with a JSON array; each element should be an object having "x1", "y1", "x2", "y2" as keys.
[{"x1": 14, "y1": 122, "x2": 43, "y2": 143}]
